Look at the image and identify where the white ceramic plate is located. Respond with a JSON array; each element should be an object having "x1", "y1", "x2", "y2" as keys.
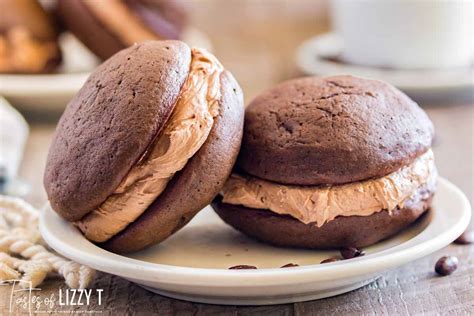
[
  {"x1": 40, "y1": 177, "x2": 471, "y2": 305},
  {"x1": 295, "y1": 33, "x2": 474, "y2": 96},
  {"x1": 0, "y1": 29, "x2": 212, "y2": 113}
]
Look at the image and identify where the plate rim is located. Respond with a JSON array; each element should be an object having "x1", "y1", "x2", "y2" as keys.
[
  {"x1": 40, "y1": 177, "x2": 471, "y2": 286},
  {"x1": 0, "y1": 72, "x2": 90, "y2": 95},
  {"x1": 295, "y1": 32, "x2": 474, "y2": 91}
]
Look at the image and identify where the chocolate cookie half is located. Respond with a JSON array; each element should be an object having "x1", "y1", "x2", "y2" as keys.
[
  {"x1": 213, "y1": 75, "x2": 437, "y2": 249},
  {"x1": 44, "y1": 40, "x2": 244, "y2": 253},
  {"x1": 57, "y1": 0, "x2": 187, "y2": 60}
]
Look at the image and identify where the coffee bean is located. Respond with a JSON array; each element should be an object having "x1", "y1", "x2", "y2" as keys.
[
  {"x1": 320, "y1": 257, "x2": 340, "y2": 264},
  {"x1": 435, "y1": 256, "x2": 458, "y2": 276},
  {"x1": 280, "y1": 263, "x2": 299, "y2": 268},
  {"x1": 228, "y1": 265, "x2": 257, "y2": 270},
  {"x1": 453, "y1": 230, "x2": 474, "y2": 245},
  {"x1": 340, "y1": 247, "x2": 365, "y2": 259}
]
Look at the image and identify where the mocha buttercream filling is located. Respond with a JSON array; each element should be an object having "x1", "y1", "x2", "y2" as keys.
[
  {"x1": 76, "y1": 48, "x2": 224, "y2": 242},
  {"x1": 0, "y1": 26, "x2": 58, "y2": 73},
  {"x1": 221, "y1": 150, "x2": 436, "y2": 226}
]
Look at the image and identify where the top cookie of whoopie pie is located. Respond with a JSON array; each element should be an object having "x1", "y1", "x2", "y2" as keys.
[
  {"x1": 44, "y1": 40, "x2": 244, "y2": 253},
  {"x1": 213, "y1": 75, "x2": 437, "y2": 249}
]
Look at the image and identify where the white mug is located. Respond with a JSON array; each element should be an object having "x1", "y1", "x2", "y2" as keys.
[{"x1": 330, "y1": 0, "x2": 474, "y2": 69}]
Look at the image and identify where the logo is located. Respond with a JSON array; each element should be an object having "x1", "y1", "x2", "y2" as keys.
[{"x1": 1, "y1": 279, "x2": 104, "y2": 314}]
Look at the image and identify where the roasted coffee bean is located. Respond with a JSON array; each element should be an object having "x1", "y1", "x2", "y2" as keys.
[
  {"x1": 280, "y1": 263, "x2": 299, "y2": 268},
  {"x1": 453, "y1": 230, "x2": 474, "y2": 245},
  {"x1": 435, "y1": 256, "x2": 458, "y2": 276},
  {"x1": 340, "y1": 247, "x2": 365, "y2": 259},
  {"x1": 228, "y1": 265, "x2": 257, "y2": 270},
  {"x1": 320, "y1": 257, "x2": 340, "y2": 264}
]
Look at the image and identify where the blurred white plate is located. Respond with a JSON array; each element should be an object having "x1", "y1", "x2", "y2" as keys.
[
  {"x1": 296, "y1": 33, "x2": 474, "y2": 95},
  {"x1": 40, "y1": 177, "x2": 471, "y2": 305},
  {"x1": 0, "y1": 28, "x2": 213, "y2": 113}
]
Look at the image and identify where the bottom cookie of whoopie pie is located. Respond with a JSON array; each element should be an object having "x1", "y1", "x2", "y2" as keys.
[{"x1": 212, "y1": 184, "x2": 434, "y2": 249}]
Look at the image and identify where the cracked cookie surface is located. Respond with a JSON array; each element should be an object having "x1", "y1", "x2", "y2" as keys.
[{"x1": 238, "y1": 75, "x2": 434, "y2": 185}]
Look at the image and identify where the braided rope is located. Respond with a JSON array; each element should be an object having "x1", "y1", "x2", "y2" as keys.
[
  {"x1": 0, "y1": 252, "x2": 50, "y2": 288},
  {"x1": 0, "y1": 195, "x2": 95, "y2": 289},
  {"x1": 0, "y1": 262, "x2": 20, "y2": 280}
]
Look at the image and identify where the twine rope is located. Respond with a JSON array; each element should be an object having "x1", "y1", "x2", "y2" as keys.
[{"x1": 0, "y1": 195, "x2": 95, "y2": 288}]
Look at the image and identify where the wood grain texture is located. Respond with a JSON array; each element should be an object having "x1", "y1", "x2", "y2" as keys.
[{"x1": 1, "y1": 0, "x2": 473, "y2": 314}]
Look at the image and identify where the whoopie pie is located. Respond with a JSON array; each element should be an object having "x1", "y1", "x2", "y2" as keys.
[
  {"x1": 213, "y1": 75, "x2": 437, "y2": 249},
  {"x1": 57, "y1": 0, "x2": 187, "y2": 60},
  {"x1": 44, "y1": 40, "x2": 244, "y2": 253}
]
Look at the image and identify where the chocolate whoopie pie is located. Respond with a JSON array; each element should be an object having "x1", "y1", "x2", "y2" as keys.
[
  {"x1": 57, "y1": 0, "x2": 187, "y2": 60},
  {"x1": 0, "y1": 0, "x2": 61, "y2": 73},
  {"x1": 213, "y1": 75, "x2": 437, "y2": 249},
  {"x1": 44, "y1": 40, "x2": 244, "y2": 253}
]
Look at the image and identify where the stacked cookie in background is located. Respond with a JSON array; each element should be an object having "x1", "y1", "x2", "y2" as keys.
[
  {"x1": 0, "y1": 0, "x2": 188, "y2": 74},
  {"x1": 56, "y1": 0, "x2": 187, "y2": 60},
  {"x1": 0, "y1": 0, "x2": 61, "y2": 73}
]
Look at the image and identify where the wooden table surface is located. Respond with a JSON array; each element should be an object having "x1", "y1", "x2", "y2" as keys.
[{"x1": 2, "y1": 1, "x2": 473, "y2": 314}]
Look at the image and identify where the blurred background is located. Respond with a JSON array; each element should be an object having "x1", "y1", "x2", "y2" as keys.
[{"x1": 0, "y1": 0, "x2": 473, "y2": 231}]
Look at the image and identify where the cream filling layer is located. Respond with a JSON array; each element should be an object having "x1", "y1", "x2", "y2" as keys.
[
  {"x1": 221, "y1": 150, "x2": 436, "y2": 226},
  {"x1": 77, "y1": 48, "x2": 224, "y2": 242}
]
